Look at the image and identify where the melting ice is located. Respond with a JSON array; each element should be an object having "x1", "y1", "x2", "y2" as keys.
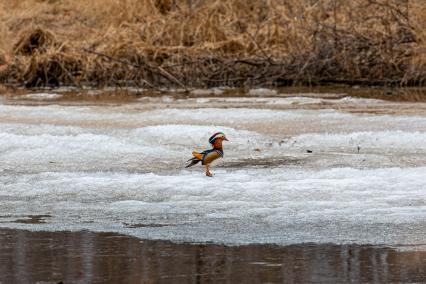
[{"x1": 1, "y1": 95, "x2": 426, "y2": 247}]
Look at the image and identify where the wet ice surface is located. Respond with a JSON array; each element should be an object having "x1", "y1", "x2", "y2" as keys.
[{"x1": 1, "y1": 91, "x2": 426, "y2": 248}]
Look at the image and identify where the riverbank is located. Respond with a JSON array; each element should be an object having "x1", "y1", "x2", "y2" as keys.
[{"x1": 1, "y1": 0, "x2": 426, "y2": 88}]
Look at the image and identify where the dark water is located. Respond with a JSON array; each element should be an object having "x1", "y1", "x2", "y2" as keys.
[{"x1": 1, "y1": 229, "x2": 426, "y2": 283}]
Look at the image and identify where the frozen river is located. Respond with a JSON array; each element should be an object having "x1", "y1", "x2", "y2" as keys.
[{"x1": 1, "y1": 89, "x2": 426, "y2": 248}]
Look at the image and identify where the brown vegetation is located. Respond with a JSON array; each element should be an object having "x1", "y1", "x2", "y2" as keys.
[{"x1": 0, "y1": 0, "x2": 425, "y2": 88}]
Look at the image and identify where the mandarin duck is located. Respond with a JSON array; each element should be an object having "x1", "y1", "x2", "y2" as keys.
[{"x1": 185, "y1": 132, "x2": 229, "y2": 177}]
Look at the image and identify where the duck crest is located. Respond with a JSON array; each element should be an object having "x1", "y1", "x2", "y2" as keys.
[{"x1": 209, "y1": 132, "x2": 225, "y2": 144}]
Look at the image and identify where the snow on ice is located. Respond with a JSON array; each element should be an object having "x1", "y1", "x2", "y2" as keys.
[{"x1": 1, "y1": 95, "x2": 426, "y2": 247}]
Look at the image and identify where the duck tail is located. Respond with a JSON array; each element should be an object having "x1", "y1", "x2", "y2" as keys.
[{"x1": 185, "y1": 157, "x2": 201, "y2": 168}]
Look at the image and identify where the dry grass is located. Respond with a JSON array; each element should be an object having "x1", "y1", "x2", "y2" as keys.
[{"x1": 0, "y1": 0, "x2": 425, "y2": 88}]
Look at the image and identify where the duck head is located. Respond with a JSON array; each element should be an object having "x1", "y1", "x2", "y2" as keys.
[{"x1": 209, "y1": 132, "x2": 229, "y2": 149}]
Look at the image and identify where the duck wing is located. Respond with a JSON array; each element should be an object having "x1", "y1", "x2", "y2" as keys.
[{"x1": 201, "y1": 149, "x2": 223, "y2": 165}]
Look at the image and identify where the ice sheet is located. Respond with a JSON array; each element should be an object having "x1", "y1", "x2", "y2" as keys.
[
  {"x1": 2, "y1": 104, "x2": 426, "y2": 133},
  {"x1": 1, "y1": 95, "x2": 426, "y2": 247},
  {"x1": 1, "y1": 167, "x2": 426, "y2": 246}
]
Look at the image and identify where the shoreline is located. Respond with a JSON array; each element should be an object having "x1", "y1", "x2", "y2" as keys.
[{"x1": 1, "y1": 1, "x2": 426, "y2": 88}]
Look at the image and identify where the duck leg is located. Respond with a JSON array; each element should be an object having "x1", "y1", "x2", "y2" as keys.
[{"x1": 205, "y1": 165, "x2": 213, "y2": 177}]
